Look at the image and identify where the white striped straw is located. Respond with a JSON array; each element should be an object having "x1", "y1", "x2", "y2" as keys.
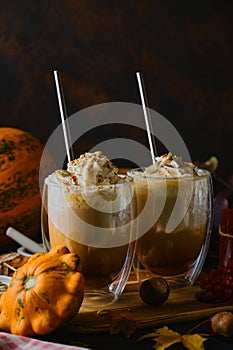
[
  {"x1": 136, "y1": 71, "x2": 157, "y2": 164},
  {"x1": 54, "y1": 70, "x2": 74, "y2": 163}
]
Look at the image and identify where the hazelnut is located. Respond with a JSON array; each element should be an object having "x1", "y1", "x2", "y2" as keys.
[{"x1": 211, "y1": 311, "x2": 233, "y2": 337}]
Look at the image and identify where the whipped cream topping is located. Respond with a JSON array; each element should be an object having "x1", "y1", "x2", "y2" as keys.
[
  {"x1": 144, "y1": 152, "x2": 199, "y2": 177},
  {"x1": 55, "y1": 151, "x2": 121, "y2": 187}
]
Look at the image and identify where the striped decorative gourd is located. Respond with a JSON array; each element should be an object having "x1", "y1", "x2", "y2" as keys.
[{"x1": 0, "y1": 127, "x2": 45, "y2": 252}]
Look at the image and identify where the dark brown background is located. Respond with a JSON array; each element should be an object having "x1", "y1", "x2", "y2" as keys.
[{"x1": 0, "y1": 0, "x2": 232, "y2": 189}]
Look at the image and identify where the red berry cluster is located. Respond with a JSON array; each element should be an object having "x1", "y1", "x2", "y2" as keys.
[{"x1": 199, "y1": 260, "x2": 233, "y2": 302}]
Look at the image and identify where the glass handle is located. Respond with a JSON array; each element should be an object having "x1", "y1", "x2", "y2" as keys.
[{"x1": 41, "y1": 183, "x2": 50, "y2": 252}]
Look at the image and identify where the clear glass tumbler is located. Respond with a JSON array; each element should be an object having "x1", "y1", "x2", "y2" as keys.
[
  {"x1": 127, "y1": 168, "x2": 213, "y2": 287},
  {"x1": 41, "y1": 175, "x2": 136, "y2": 309}
]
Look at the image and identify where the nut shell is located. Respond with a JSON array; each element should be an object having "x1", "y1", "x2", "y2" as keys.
[
  {"x1": 139, "y1": 277, "x2": 170, "y2": 306},
  {"x1": 211, "y1": 311, "x2": 233, "y2": 337}
]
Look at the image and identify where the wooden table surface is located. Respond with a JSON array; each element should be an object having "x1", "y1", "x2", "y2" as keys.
[{"x1": 42, "y1": 267, "x2": 233, "y2": 350}]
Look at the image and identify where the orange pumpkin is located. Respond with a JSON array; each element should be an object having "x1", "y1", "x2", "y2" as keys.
[
  {"x1": 0, "y1": 245, "x2": 84, "y2": 336},
  {"x1": 0, "y1": 127, "x2": 49, "y2": 252}
]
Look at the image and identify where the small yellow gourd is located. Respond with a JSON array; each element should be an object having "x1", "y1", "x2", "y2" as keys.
[{"x1": 0, "y1": 245, "x2": 84, "y2": 336}]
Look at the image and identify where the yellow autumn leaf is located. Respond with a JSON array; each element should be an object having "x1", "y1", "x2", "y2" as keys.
[
  {"x1": 140, "y1": 326, "x2": 207, "y2": 350},
  {"x1": 182, "y1": 334, "x2": 207, "y2": 350},
  {"x1": 140, "y1": 326, "x2": 182, "y2": 350}
]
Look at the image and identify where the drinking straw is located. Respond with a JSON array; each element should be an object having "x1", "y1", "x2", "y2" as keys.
[
  {"x1": 136, "y1": 72, "x2": 157, "y2": 164},
  {"x1": 6, "y1": 227, "x2": 44, "y2": 253},
  {"x1": 54, "y1": 70, "x2": 74, "y2": 163}
]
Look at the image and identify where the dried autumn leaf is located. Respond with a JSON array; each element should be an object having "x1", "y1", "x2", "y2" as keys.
[
  {"x1": 141, "y1": 326, "x2": 182, "y2": 350},
  {"x1": 182, "y1": 334, "x2": 207, "y2": 350},
  {"x1": 110, "y1": 311, "x2": 137, "y2": 338},
  {"x1": 140, "y1": 326, "x2": 207, "y2": 350}
]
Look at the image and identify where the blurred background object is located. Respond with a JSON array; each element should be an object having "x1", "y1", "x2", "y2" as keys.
[{"x1": 0, "y1": 1, "x2": 232, "y2": 252}]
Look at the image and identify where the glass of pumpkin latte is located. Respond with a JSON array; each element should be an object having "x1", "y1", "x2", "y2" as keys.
[
  {"x1": 127, "y1": 153, "x2": 213, "y2": 287},
  {"x1": 41, "y1": 151, "x2": 137, "y2": 308}
]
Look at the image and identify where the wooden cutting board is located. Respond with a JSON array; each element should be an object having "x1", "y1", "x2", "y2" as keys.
[{"x1": 65, "y1": 274, "x2": 233, "y2": 334}]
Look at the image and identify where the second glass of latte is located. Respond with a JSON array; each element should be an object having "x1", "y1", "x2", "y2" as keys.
[{"x1": 127, "y1": 152, "x2": 213, "y2": 287}]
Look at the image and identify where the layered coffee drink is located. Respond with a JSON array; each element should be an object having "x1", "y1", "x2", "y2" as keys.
[
  {"x1": 44, "y1": 151, "x2": 135, "y2": 290},
  {"x1": 128, "y1": 153, "x2": 212, "y2": 281}
]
